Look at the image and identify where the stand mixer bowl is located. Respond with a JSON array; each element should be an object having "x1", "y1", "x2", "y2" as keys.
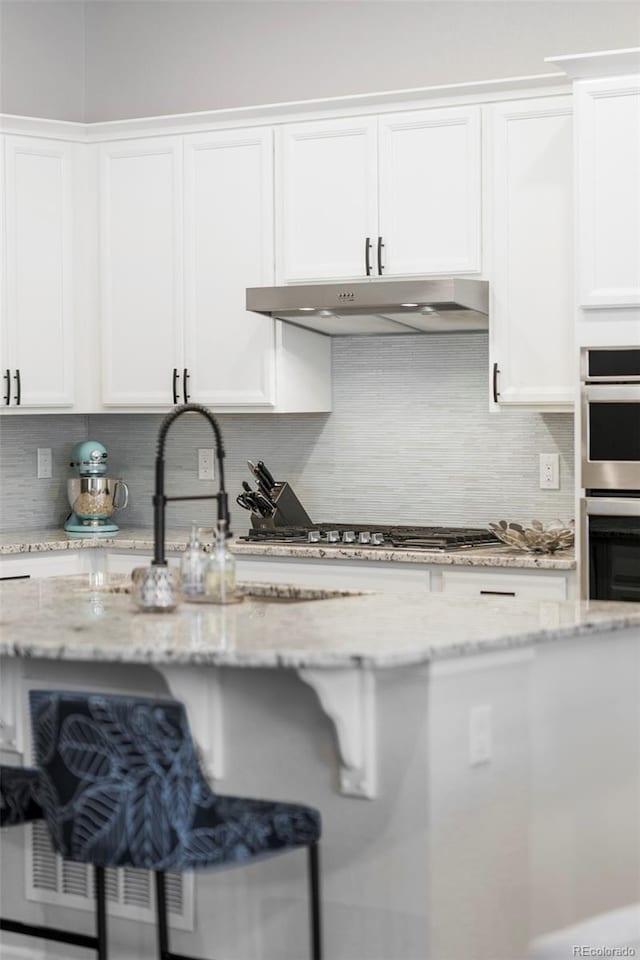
[{"x1": 67, "y1": 477, "x2": 129, "y2": 521}]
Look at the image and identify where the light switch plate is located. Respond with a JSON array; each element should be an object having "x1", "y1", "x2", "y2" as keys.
[{"x1": 37, "y1": 448, "x2": 52, "y2": 479}]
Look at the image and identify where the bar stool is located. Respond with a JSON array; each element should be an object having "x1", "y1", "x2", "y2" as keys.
[
  {"x1": 29, "y1": 689, "x2": 323, "y2": 960},
  {"x1": 0, "y1": 764, "x2": 108, "y2": 957}
]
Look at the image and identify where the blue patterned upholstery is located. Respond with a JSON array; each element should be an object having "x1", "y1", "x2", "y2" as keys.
[
  {"x1": 29, "y1": 691, "x2": 321, "y2": 872},
  {"x1": 0, "y1": 766, "x2": 43, "y2": 827}
]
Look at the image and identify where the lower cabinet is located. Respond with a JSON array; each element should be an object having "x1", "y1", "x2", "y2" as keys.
[
  {"x1": 0, "y1": 552, "x2": 83, "y2": 579},
  {"x1": 438, "y1": 568, "x2": 571, "y2": 601},
  {"x1": 0, "y1": 549, "x2": 576, "y2": 601},
  {"x1": 234, "y1": 554, "x2": 576, "y2": 600},
  {"x1": 235, "y1": 555, "x2": 432, "y2": 593}
]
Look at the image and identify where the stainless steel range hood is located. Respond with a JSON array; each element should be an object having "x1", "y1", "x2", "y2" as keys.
[{"x1": 246, "y1": 278, "x2": 489, "y2": 336}]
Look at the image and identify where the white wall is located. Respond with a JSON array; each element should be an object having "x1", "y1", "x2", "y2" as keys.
[
  {"x1": 1, "y1": 1, "x2": 639, "y2": 122},
  {"x1": 0, "y1": 0, "x2": 85, "y2": 121}
]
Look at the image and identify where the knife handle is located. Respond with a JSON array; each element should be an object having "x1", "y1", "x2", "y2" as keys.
[{"x1": 257, "y1": 460, "x2": 276, "y2": 490}]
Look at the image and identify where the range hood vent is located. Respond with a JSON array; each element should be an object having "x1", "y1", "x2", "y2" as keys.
[{"x1": 246, "y1": 278, "x2": 489, "y2": 336}]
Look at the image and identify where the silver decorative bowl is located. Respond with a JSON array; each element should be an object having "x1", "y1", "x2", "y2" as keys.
[{"x1": 488, "y1": 519, "x2": 574, "y2": 554}]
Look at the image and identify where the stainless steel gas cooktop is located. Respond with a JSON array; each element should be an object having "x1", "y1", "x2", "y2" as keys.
[{"x1": 243, "y1": 524, "x2": 499, "y2": 551}]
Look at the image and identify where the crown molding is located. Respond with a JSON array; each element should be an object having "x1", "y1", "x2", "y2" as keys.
[
  {"x1": 1, "y1": 72, "x2": 569, "y2": 142},
  {"x1": 545, "y1": 47, "x2": 640, "y2": 81}
]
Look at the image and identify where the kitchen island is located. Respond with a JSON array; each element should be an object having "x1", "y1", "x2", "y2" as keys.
[{"x1": 1, "y1": 576, "x2": 638, "y2": 960}]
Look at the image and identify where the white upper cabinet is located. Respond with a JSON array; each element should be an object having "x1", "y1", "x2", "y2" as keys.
[
  {"x1": 276, "y1": 106, "x2": 481, "y2": 282},
  {"x1": 378, "y1": 106, "x2": 481, "y2": 276},
  {"x1": 100, "y1": 137, "x2": 184, "y2": 406},
  {"x1": 97, "y1": 129, "x2": 330, "y2": 412},
  {"x1": 184, "y1": 129, "x2": 275, "y2": 406},
  {"x1": 575, "y1": 75, "x2": 640, "y2": 308},
  {"x1": 489, "y1": 97, "x2": 574, "y2": 408},
  {"x1": 276, "y1": 117, "x2": 378, "y2": 282},
  {"x1": 2, "y1": 136, "x2": 75, "y2": 408}
]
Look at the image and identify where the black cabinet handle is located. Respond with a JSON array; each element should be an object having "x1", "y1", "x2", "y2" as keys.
[
  {"x1": 172, "y1": 368, "x2": 179, "y2": 404},
  {"x1": 480, "y1": 590, "x2": 516, "y2": 597},
  {"x1": 3, "y1": 369, "x2": 10, "y2": 405},
  {"x1": 182, "y1": 368, "x2": 190, "y2": 403},
  {"x1": 377, "y1": 236, "x2": 384, "y2": 275},
  {"x1": 492, "y1": 362, "x2": 500, "y2": 403},
  {"x1": 13, "y1": 369, "x2": 21, "y2": 406},
  {"x1": 365, "y1": 237, "x2": 372, "y2": 276}
]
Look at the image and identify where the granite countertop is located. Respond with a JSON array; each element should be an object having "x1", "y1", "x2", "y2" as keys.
[
  {"x1": 0, "y1": 527, "x2": 576, "y2": 570},
  {"x1": 0, "y1": 575, "x2": 636, "y2": 669}
]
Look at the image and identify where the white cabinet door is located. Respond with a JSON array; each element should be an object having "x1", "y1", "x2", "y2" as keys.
[
  {"x1": 440, "y1": 569, "x2": 568, "y2": 601},
  {"x1": 0, "y1": 136, "x2": 8, "y2": 407},
  {"x1": 235, "y1": 555, "x2": 431, "y2": 592},
  {"x1": 184, "y1": 129, "x2": 275, "y2": 406},
  {"x1": 100, "y1": 137, "x2": 184, "y2": 406},
  {"x1": 276, "y1": 117, "x2": 378, "y2": 282},
  {"x1": 489, "y1": 97, "x2": 574, "y2": 407},
  {"x1": 3, "y1": 136, "x2": 75, "y2": 407},
  {"x1": 575, "y1": 75, "x2": 640, "y2": 308},
  {"x1": 378, "y1": 106, "x2": 481, "y2": 276},
  {"x1": 0, "y1": 552, "x2": 82, "y2": 579}
]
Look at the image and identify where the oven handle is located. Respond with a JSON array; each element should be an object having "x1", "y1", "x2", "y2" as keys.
[
  {"x1": 584, "y1": 384, "x2": 640, "y2": 403},
  {"x1": 585, "y1": 497, "x2": 640, "y2": 517}
]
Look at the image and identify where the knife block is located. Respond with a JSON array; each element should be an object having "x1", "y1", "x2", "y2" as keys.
[{"x1": 250, "y1": 481, "x2": 312, "y2": 528}]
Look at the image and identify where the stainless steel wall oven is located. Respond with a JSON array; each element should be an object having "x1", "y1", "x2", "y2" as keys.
[
  {"x1": 580, "y1": 347, "x2": 640, "y2": 601},
  {"x1": 580, "y1": 347, "x2": 640, "y2": 600},
  {"x1": 581, "y1": 347, "x2": 640, "y2": 491},
  {"x1": 581, "y1": 496, "x2": 640, "y2": 601}
]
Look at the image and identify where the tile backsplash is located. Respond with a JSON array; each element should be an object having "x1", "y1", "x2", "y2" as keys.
[
  {"x1": 0, "y1": 415, "x2": 89, "y2": 532},
  {"x1": 0, "y1": 334, "x2": 574, "y2": 535}
]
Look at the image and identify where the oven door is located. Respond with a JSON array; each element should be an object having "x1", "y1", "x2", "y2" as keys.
[
  {"x1": 581, "y1": 497, "x2": 640, "y2": 601},
  {"x1": 581, "y1": 383, "x2": 640, "y2": 490}
]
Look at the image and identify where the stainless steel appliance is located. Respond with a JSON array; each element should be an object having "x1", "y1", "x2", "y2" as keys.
[
  {"x1": 581, "y1": 496, "x2": 640, "y2": 601},
  {"x1": 580, "y1": 347, "x2": 640, "y2": 600},
  {"x1": 236, "y1": 463, "x2": 499, "y2": 550},
  {"x1": 243, "y1": 525, "x2": 500, "y2": 551},
  {"x1": 246, "y1": 278, "x2": 489, "y2": 336},
  {"x1": 581, "y1": 347, "x2": 640, "y2": 491}
]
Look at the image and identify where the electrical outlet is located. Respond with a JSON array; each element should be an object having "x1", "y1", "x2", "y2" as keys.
[
  {"x1": 197, "y1": 449, "x2": 215, "y2": 481},
  {"x1": 539, "y1": 453, "x2": 560, "y2": 490},
  {"x1": 37, "y1": 448, "x2": 52, "y2": 479},
  {"x1": 469, "y1": 705, "x2": 492, "y2": 766}
]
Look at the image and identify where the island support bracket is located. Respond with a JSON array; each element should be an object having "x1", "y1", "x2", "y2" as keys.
[
  {"x1": 298, "y1": 667, "x2": 377, "y2": 799},
  {"x1": 154, "y1": 665, "x2": 224, "y2": 781}
]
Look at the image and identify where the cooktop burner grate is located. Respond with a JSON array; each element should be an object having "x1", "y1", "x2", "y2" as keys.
[{"x1": 243, "y1": 524, "x2": 499, "y2": 550}]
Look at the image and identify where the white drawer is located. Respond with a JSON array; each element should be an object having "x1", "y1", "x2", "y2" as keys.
[
  {"x1": 235, "y1": 556, "x2": 431, "y2": 593},
  {"x1": 0, "y1": 552, "x2": 82, "y2": 580},
  {"x1": 440, "y1": 569, "x2": 568, "y2": 601}
]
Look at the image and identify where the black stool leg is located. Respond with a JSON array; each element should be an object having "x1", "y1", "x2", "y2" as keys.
[
  {"x1": 94, "y1": 865, "x2": 108, "y2": 960},
  {"x1": 155, "y1": 871, "x2": 170, "y2": 960},
  {"x1": 308, "y1": 843, "x2": 322, "y2": 960}
]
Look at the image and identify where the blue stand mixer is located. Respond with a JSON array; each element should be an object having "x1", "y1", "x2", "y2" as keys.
[{"x1": 64, "y1": 441, "x2": 129, "y2": 537}]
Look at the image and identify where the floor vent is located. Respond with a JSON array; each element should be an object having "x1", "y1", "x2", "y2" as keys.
[{"x1": 28, "y1": 821, "x2": 194, "y2": 931}]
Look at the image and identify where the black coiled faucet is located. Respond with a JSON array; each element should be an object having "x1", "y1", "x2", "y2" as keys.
[{"x1": 153, "y1": 404, "x2": 231, "y2": 566}]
